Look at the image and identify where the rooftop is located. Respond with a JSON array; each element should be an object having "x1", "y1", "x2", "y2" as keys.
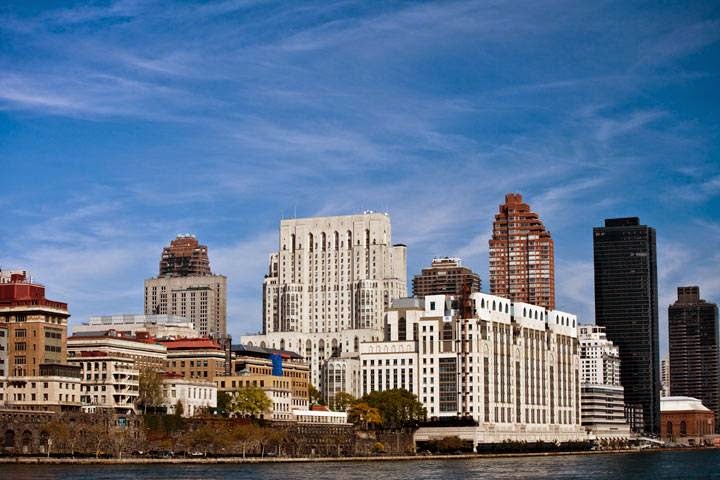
[{"x1": 661, "y1": 396, "x2": 712, "y2": 413}]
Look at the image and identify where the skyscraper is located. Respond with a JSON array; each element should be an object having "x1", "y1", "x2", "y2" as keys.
[
  {"x1": 593, "y1": 217, "x2": 660, "y2": 434},
  {"x1": 242, "y1": 212, "x2": 407, "y2": 388},
  {"x1": 488, "y1": 193, "x2": 555, "y2": 309},
  {"x1": 668, "y1": 286, "x2": 719, "y2": 432},
  {"x1": 412, "y1": 257, "x2": 481, "y2": 298},
  {"x1": 144, "y1": 235, "x2": 227, "y2": 338}
]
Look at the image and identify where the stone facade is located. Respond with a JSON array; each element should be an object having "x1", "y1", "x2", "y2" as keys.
[
  {"x1": 243, "y1": 212, "x2": 407, "y2": 390},
  {"x1": 360, "y1": 293, "x2": 585, "y2": 443}
]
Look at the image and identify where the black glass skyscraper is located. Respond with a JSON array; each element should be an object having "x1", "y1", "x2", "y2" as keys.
[
  {"x1": 669, "y1": 286, "x2": 720, "y2": 432},
  {"x1": 593, "y1": 217, "x2": 660, "y2": 435}
]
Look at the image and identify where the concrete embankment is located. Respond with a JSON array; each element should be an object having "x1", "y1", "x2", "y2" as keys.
[{"x1": 0, "y1": 448, "x2": 713, "y2": 465}]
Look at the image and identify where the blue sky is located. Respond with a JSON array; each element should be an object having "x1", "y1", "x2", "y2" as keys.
[{"x1": 1, "y1": 1, "x2": 719, "y2": 355}]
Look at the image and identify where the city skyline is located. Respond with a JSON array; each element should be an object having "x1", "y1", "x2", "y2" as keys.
[{"x1": 1, "y1": 1, "x2": 719, "y2": 358}]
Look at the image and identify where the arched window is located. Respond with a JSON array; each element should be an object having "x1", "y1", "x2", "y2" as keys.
[
  {"x1": 481, "y1": 299, "x2": 485, "y2": 308},
  {"x1": 319, "y1": 339, "x2": 325, "y2": 358},
  {"x1": 492, "y1": 301, "x2": 496, "y2": 311},
  {"x1": 365, "y1": 229, "x2": 370, "y2": 247},
  {"x1": 4, "y1": 430, "x2": 15, "y2": 448},
  {"x1": 523, "y1": 308, "x2": 526, "y2": 317},
  {"x1": 667, "y1": 421, "x2": 673, "y2": 436},
  {"x1": 505, "y1": 304, "x2": 509, "y2": 314},
  {"x1": 347, "y1": 230, "x2": 352, "y2": 249},
  {"x1": 334, "y1": 231, "x2": 339, "y2": 250},
  {"x1": 309, "y1": 233, "x2": 314, "y2": 252},
  {"x1": 291, "y1": 234, "x2": 296, "y2": 252},
  {"x1": 680, "y1": 421, "x2": 687, "y2": 436},
  {"x1": 280, "y1": 339, "x2": 285, "y2": 350},
  {"x1": 354, "y1": 336, "x2": 359, "y2": 351},
  {"x1": 322, "y1": 232, "x2": 326, "y2": 251},
  {"x1": 305, "y1": 339, "x2": 312, "y2": 356}
]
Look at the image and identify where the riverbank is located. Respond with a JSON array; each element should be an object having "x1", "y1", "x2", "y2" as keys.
[{"x1": 0, "y1": 446, "x2": 714, "y2": 465}]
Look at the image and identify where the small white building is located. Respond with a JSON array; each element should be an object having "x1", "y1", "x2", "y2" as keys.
[
  {"x1": 293, "y1": 407, "x2": 349, "y2": 424},
  {"x1": 162, "y1": 377, "x2": 217, "y2": 417}
]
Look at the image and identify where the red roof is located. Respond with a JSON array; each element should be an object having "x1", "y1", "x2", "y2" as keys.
[
  {"x1": 311, "y1": 405, "x2": 330, "y2": 412},
  {"x1": 158, "y1": 338, "x2": 222, "y2": 350}
]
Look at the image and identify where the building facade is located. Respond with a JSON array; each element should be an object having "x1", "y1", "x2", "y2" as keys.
[
  {"x1": 67, "y1": 332, "x2": 167, "y2": 371},
  {"x1": 0, "y1": 272, "x2": 69, "y2": 377},
  {"x1": 661, "y1": 357, "x2": 670, "y2": 397},
  {"x1": 362, "y1": 293, "x2": 584, "y2": 444},
  {"x1": 0, "y1": 272, "x2": 82, "y2": 412},
  {"x1": 68, "y1": 351, "x2": 139, "y2": 414},
  {"x1": 74, "y1": 314, "x2": 197, "y2": 339},
  {"x1": 162, "y1": 376, "x2": 217, "y2": 417},
  {"x1": 488, "y1": 193, "x2": 555, "y2": 310},
  {"x1": 661, "y1": 396, "x2": 715, "y2": 445},
  {"x1": 578, "y1": 325, "x2": 630, "y2": 438},
  {"x1": 668, "y1": 286, "x2": 719, "y2": 432},
  {"x1": 144, "y1": 235, "x2": 227, "y2": 338},
  {"x1": 593, "y1": 217, "x2": 660, "y2": 435},
  {"x1": 243, "y1": 212, "x2": 407, "y2": 389},
  {"x1": 412, "y1": 257, "x2": 481, "y2": 298},
  {"x1": 215, "y1": 345, "x2": 310, "y2": 421},
  {"x1": 159, "y1": 338, "x2": 226, "y2": 380}
]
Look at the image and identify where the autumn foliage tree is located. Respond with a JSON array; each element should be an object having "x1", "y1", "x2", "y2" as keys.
[
  {"x1": 229, "y1": 385, "x2": 272, "y2": 418},
  {"x1": 361, "y1": 389, "x2": 426, "y2": 430}
]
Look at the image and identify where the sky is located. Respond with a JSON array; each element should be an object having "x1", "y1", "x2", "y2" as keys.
[{"x1": 1, "y1": 1, "x2": 719, "y2": 356}]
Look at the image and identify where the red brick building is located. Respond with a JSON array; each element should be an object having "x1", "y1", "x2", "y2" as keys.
[
  {"x1": 489, "y1": 193, "x2": 555, "y2": 310},
  {"x1": 661, "y1": 396, "x2": 715, "y2": 445}
]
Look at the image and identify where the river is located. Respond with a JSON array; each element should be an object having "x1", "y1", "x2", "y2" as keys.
[{"x1": 0, "y1": 450, "x2": 718, "y2": 479}]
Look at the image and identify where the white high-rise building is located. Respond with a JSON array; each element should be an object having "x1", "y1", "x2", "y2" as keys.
[
  {"x1": 243, "y1": 212, "x2": 407, "y2": 389},
  {"x1": 578, "y1": 325, "x2": 630, "y2": 438}
]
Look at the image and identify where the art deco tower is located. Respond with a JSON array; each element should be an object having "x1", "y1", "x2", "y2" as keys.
[
  {"x1": 243, "y1": 212, "x2": 407, "y2": 389},
  {"x1": 144, "y1": 235, "x2": 227, "y2": 338},
  {"x1": 488, "y1": 193, "x2": 555, "y2": 309}
]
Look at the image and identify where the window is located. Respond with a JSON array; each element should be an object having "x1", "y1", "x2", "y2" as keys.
[{"x1": 680, "y1": 421, "x2": 687, "y2": 436}]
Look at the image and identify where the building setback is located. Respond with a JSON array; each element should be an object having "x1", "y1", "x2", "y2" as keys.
[
  {"x1": 242, "y1": 212, "x2": 407, "y2": 389},
  {"x1": 668, "y1": 286, "x2": 719, "y2": 432},
  {"x1": 593, "y1": 217, "x2": 660, "y2": 435},
  {"x1": 144, "y1": 235, "x2": 227, "y2": 338},
  {"x1": 488, "y1": 193, "x2": 555, "y2": 310},
  {"x1": 412, "y1": 257, "x2": 481, "y2": 298}
]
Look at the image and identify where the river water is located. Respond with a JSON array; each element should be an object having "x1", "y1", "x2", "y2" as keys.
[{"x1": 0, "y1": 450, "x2": 718, "y2": 479}]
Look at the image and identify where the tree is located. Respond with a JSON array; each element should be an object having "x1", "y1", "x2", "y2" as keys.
[
  {"x1": 348, "y1": 402, "x2": 382, "y2": 430},
  {"x1": 174, "y1": 400, "x2": 184, "y2": 418},
  {"x1": 216, "y1": 391, "x2": 233, "y2": 416},
  {"x1": 331, "y1": 392, "x2": 356, "y2": 412},
  {"x1": 361, "y1": 389, "x2": 426, "y2": 430},
  {"x1": 308, "y1": 384, "x2": 323, "y2": 406},
  {"x1": 138, "y1": 367, "x2": 165, "y2": 414},
  {"x1": 230, "y1": 422, "x2": 260, "y2": 458},
  {"x1": 46, "y1": 419, "x2": 69, "y2": 457},
  {"x1": 188, "y1": 424, "x2": 228, "y2": 456},
  {"x1": 229, "y1": 386, "x2": 272, "y2": 418}
]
